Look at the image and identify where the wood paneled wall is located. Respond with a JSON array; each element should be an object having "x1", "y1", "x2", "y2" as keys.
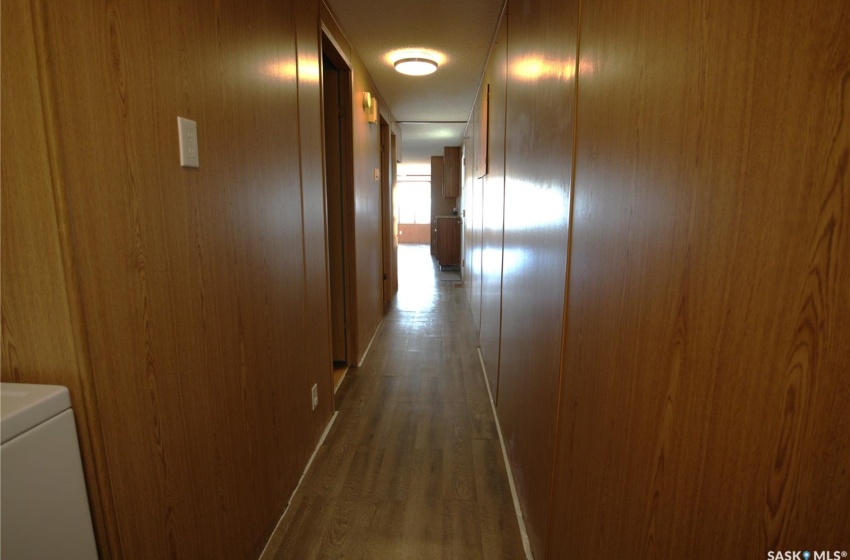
[
  {"x1": 462, "y1": 135, "x2": 474, "y2": 289},
  {"x1": 2, "y1": 0, "x2": 325, "y2": 556},
  {"x1": 349, "y1": 53, "x2": 383, "y2": 364},
  {"x1": 464, "y1": 99, "x2": 485, "y2": 334},
  {"x1": 497, "y1": 1, "x2": 579, "y2": 557},
  {"x1": 2, "y1": 0, "x2": 393, "y2": 557},
  {"x1": 295, "y1": 0, "x2": 336, "y2": 453},
  {"x1": 0, "y1": 2, "x2": 119, "y2": 554},
  {"x1": 549, "y1": 0, "x2": 850, "y2": 557},
  {"x1": 464, "y1": 0, "x2": 850, "y2": 558},
  {"x1": 477, "y1": 15, "x2": 508, "y2": 402}
]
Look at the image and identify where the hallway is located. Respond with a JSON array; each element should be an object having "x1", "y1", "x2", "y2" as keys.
[
  {"x1": 262, "y1": 244, "x2": 526, "y2": 559},
  {"x1": 4, "y1": 0, "x2": 848, "y2": 557}
]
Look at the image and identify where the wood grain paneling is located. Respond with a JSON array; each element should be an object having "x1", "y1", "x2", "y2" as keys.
[
  {"x1": 296, "y1": 0, "x2": 336, "y2": 445},
  {"x1": 478, "y1": 13, "x2": 509, "y2": 402},
  {"x1": 349, "y1": 50, "x2": 384, "y2": 365},
  {"x1": 0, "y1": 2, "x2": 119, "y2": 555},
  {"x1": 468, "y1": 174, "x2": 484, "y2": 334},
  {"x1": 462, "y1": 136, "x2": 474, "y2": 283},
  {"x1": 57, "y1": 1, "x2": 312, "y2": 555},
  {"x1": 465, "y1": 96, "x2": 485, "y2": 334},
  {"x1": 2, "y1": 0, "x2": 338, "y2": 557},
  {"x1": 475, "y1": 84, "x2": 490, "y2": 179},
  {"x1": 496, "y1": 0, "x2": 580, "y2": 557},
  {"x1": 548, "y1": 0, "x2": 850, "y2": 558}
]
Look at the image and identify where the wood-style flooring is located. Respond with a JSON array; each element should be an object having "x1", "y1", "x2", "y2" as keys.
[{"x1": 261, "y1": 244, "x2": 526, "y2": 559}]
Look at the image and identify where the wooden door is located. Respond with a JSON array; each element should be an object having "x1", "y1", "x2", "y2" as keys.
[{"x1": 322, "y1": 53, "x2": 347, "y2": 364}]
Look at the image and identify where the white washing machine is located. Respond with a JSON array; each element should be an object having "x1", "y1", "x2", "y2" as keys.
[{"x1": 1, "y1": 383, "x2": 99, "y2": 559}]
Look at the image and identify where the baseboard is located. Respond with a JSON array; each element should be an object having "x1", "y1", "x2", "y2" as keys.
[
  {"x1": 357, "y1": 316, "x2": 384, "y2": 367},
  {"x1": 258, "y1": 410, "x2": 338, "y2": 559},
  {"x1": 477, "y1": 347, "x2": 534, "y2": 560}
]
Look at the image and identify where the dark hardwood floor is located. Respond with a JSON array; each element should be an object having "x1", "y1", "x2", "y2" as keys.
[{"x1": 261, "y1": 244, "x2": 526, "y2": 559}]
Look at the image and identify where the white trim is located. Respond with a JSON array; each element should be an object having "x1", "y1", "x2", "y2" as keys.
[
  {"x1": 357, "y1": 316, "x2": 384, "y2": 367},
  {"x1": 258, "y1": 411, "x2": 339, "y2": 559},
  {"x1": 477, "y1": 348, "x2": 534, "y2": 560}
]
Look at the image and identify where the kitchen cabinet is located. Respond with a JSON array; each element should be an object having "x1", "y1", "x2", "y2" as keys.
[{"x1": 434, "y1": 216, "x2": 461, "y2": 269}]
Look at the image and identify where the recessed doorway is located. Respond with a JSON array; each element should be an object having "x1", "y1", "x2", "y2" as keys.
[{"x1": 321, "y1": 30, "x2": 357, "y2": 389}]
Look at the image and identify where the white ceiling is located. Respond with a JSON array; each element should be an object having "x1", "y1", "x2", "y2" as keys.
[{"x1": 324, "y1": 0, "x2": 505, "y2": 173}]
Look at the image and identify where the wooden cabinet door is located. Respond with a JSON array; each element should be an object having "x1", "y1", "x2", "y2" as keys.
[{"x1": 436, "y1": 217, "x2": 461, "y2": 268}]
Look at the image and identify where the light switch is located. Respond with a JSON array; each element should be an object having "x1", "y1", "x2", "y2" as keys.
[
  {"x1": 373, "y1": 168, "x2": 380, "y2": 182},
  {"x1": 177, "y1": 117, "x2": 199, "y2": 168}
]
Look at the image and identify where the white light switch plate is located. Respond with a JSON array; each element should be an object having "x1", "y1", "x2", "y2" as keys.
[{"x1": 177, "y1": 117, "x2": 199, "y2": 168}]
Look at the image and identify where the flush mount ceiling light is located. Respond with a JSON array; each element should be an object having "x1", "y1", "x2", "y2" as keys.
[
  {"x1": 385, "y1": 48, "x2": 446, "y2": 76},
  {"x1": 394, "y1": 57, "x2": 438, "y2": 76}
]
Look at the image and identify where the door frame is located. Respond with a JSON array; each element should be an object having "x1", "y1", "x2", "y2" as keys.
[
  {"x1": 320, "y1": 27, "x2": 358, "y2": 367},
  {"x1": 379, "y1": 116, "x2": 395, "y2": 304}
]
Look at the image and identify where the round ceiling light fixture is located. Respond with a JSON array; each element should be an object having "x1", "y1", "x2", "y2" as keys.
[{"x1": 394, "y1": 57, "x2": 438, "y2": 76}]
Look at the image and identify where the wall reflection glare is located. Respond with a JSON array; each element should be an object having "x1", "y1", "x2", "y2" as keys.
[
  {"x1": 504, "y1": 179, "x2": 569, "y2": 231},
  {"x1": 511, "y1": 56, "x2": 594, "y2": 82},
  {"x1": 264, "y1": 60, "x2": 297, "y2": 80}
]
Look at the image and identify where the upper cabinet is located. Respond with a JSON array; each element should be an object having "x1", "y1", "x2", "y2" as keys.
[{"x1": 443, "y1": 146, "x2": 461, "y2": 198}]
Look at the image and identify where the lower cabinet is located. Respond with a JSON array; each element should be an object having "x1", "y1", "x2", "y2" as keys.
[{"x1": 435, "y1": 216, "x2": 461, "y2": 269}]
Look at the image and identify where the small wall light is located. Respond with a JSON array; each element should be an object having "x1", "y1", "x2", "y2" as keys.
[
  {"x1": 368, "y1": 98, "x2": 378, "y2": 124},
  {"x1": 363, "y1": 91, "x2": 373, "y2": 110},
  {"x1": 394, "y1": 57, "x2": 438, "y2": 76}
]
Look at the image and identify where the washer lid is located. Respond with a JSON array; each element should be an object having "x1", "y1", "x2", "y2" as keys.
[{"x1": 1, "y1": 383, "x2": 72, "y2": 444}]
